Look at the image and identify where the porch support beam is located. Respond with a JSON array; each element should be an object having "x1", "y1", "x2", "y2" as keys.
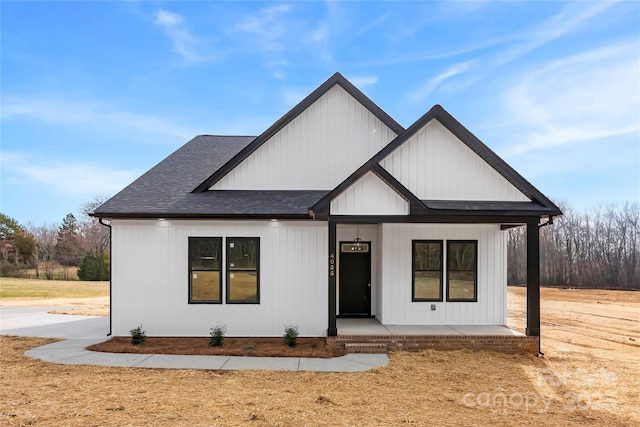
[
  {"x1": 328, "y1": 219, "x2": 337, "y2": 336},
  {"x1": 526, "y1": 219, "x2": 540, "y2": 337}
]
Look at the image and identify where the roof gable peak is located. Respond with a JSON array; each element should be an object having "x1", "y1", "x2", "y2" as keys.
[
  {"x1": 193, "y1": 72, "x2": 404, "y2": 193},
  {"x1": 373, "y1": 105, "x2": 560, "y2": 213}
]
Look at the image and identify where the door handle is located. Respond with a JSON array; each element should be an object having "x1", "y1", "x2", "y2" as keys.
[{"x1": 367, "y1": 283, "x2": 371, "y2": 287}]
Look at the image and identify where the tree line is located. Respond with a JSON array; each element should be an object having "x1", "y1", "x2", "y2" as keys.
[
  {"x1": 0, "y1": 197, "x2": 110, "y2": 281},
  {"x1": 508, "y1": 202, "x2": 639, "y2": 289}
]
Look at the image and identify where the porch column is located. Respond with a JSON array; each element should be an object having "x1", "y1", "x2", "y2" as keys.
[
  {"x1": 526, "y1": 219, "x2": 540, "y2": 336},
  {"x1": 328, "y1": 219, "x2": 337, "y2": 336}
]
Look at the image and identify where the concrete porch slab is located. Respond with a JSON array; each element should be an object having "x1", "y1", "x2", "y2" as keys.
[
  {"x1": 383, "y1": 325, "x2": 464, "y2": 336},
  {"x1": 449, "y1": 325, "x2": 525, "y2": 336},
  {"x1": 337, "y1": 318, "x2": 523, "y2": 337},
  {"x1": 336, "y1": 318, "x2": 391, "y2": 335}
]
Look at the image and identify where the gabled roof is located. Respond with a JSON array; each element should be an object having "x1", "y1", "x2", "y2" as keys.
[
  {"x1": 94, "y1": 74, "x2": 561, "y2": 221},
  {"x1": 192, "y1": 72, "x2": 405, "y2": 193},
  {"x1": 311, "y1": 104, "x2": 562, "y2": 218}
]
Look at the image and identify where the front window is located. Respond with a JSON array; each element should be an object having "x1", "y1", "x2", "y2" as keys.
[
  {"x1": 189, "y1": 237, "x2": 222, "y2": 303},
  {"x1": 412, "y1": 240, "x2": 443, "y2": 301},
  {"x1": 226, "y1": 237, "x2": 260, "y2": 303},
  {"x1": 447, "y1": 240, "x2": 477, "y2": 302}
]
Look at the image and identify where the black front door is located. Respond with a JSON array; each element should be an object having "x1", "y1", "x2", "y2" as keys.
[{"x1": 339, "y1": 242, "x2": 371, "y2": 316}]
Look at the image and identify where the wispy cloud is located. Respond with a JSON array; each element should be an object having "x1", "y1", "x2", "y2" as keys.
[
  {"x1": 496, "y1": 41, "x2": 640, "y2": 156},
  {"x1": 309, "y1": 21, "x2": 332, "y2": 62},
  {"x1": 404, "y1": 2, "x2": 617, "y2": 102},
  {"x1": 352, "y1": 11, "x2": 390, "y2": 39},
  {"x1": 154, "y1": 8, "x2": 216, "y2": 64},
  {"x1": 407, "y1": 61, "x2": 473, "y2": 103},
  {"x1": 280, "y1": 87, "x2": 309, "y2": 107},
  {"x1": 234, "y1": 4, "x2": 292, "y2": 53},
  {"x1": 1, "y1": 152, "x2": 140, "y2": 196},
  {"x1": 265, "y1": 59, "x2": 289, "y2": 79},
  {"x1": 301, "y1": 1, "x2": 348, "y2": 64},
  {"x1": 348, "y1": 76, "x2": 378, "y2": 88},
  {"x1": 489, "y1": 2, "x2": 616, "y2": 70},
  {"x1": 2, "y1": 96, "x2": 195, "y2": 141}
]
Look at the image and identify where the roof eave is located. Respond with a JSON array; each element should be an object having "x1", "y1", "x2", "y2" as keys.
[{"x1": 90, "y1": 212, "x2": 314, "y2": 220}]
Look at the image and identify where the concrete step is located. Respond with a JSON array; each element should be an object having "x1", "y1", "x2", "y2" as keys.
[{"x1": 344, "y1": 343, "x2": 388, "y2": 354}]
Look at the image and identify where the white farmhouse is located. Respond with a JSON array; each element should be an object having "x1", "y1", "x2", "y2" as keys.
[{"x1": 94, "y1": 73, "x2": 561, "y2": 354}]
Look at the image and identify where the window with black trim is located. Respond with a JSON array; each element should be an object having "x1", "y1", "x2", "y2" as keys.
[
  {"x1": 447, "y1": 240, "x2": 477, "y2": 302},
  {"x1": 189, "y1": 237, "x2": 222, "y2": 303},
  {"x1": 412, "y1": 240, "x2": 443, "y2": 301},
  {"x1": 226, "y1": 237, "x2": 260, "y2": 304}
]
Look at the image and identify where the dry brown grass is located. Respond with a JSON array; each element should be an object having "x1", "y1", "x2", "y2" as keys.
[
  {"x1": 1, "y1": 335, "x2": 637, "y2": 426},
  {"x1": 1, "y1": 296, "x2": 109, "y2": 317},
  {"x1": 1, "y1": 277, "x2": 109, "y2": 316},
  {"x1": 1, "y1": 287, "x2": 639, "y2": 426}
]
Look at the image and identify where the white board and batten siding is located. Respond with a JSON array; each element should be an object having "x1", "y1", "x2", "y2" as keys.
[
  {"x1": 110, "y1": 220, "x2": 328, "y2": 337},
  {"x1": 330, "y1": 172, "x2": 409, "y2": 216},
  {"x1": 380, "y1": 119, "x2": 530, "y2": 202},
  {"x1": 211, "y1": 85, "x2": 398, "y2": 191},
  {"x1": 379, "y1": 223, "x2": 507, "y2": 326}
]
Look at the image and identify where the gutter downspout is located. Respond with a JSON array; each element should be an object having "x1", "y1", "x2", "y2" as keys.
[{"x1": 98, "y1": 217, "x2": 112, "y2": 337}]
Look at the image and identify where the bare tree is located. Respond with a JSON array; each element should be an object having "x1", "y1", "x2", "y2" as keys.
[
  {"x1": 508, "y1": 202, "x2": 640, "y2": 289},
  {"x1": 79, "y1": 195, "x2": 110, "y2": 256},
  {"x1": 507, "y1": 227, "x2": 526, "y2": 285},
  {"x1": 29, "y1": 224, "x2": 58, "y2": 280}
]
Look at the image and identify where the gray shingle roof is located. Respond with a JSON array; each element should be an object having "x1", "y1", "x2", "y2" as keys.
[{"x1": 94, "y1": 135, "x2": 326, "y2": 218}]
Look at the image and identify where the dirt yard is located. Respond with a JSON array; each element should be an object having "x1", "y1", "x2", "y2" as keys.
[{"x1": 1, "y1": 286, "x2": 638, "y2": 426}]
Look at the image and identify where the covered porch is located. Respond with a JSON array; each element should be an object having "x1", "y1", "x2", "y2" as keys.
[{"x1": 326, "y1": 218, "x2": 544, "y2": 343}]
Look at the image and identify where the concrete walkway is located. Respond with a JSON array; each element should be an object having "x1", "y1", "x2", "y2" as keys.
[
  {"x1": 1, "y1": 306, "x2": 388, "y2": 372},
  {"x1": 23, "y1": 339, "x2": 388, "y2": 372}
]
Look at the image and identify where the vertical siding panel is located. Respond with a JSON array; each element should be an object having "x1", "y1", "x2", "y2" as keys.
[
  {"x1": 112, "y1": 221, "x2": 508, "y2": 335},
  {"x1": 330, "y1": 172, "x2": 409, "y2": 215},
  {"x1": 381, "y1": 120, "x2": 530, "y2": 201},
  {"x1": 212, "y1": 86, "x2": 398, "y2": 190},
  {"x1": 111, "y1": 221, "x2": 328, "y2": 337}
]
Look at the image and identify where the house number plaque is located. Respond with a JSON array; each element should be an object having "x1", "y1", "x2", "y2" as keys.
[{"x1": 329, "y1": 253, "x2": 335, "y2": 277}]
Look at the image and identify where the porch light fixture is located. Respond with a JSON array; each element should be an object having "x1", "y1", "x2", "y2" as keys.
[{"x1": 351, "y1": 224, "x2": 363, "y2": 251}]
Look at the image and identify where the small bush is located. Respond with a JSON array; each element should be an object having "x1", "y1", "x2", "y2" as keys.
[
  {"x1": 0, "y1": 264, "x2": 22, "y2": 278},
  {"x1": 130, "y1": 324, "x2": 146, "y2": 346},
  {"x1": 209, "y1": 324, "x2": 226, "y2": 347},
  {"x1": 283, "y1": 325, "x2": 299, "y2": 348},
  {"x1": 77, "y1": 251, "x2": 109, "y2": 281}
]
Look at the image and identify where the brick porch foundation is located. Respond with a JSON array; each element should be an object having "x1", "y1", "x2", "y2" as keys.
[{"x1": 328, "y1": 334, "x2": 539, "y2": 355}]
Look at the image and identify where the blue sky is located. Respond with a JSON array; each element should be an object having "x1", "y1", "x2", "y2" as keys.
[{"x1": 2, "y1": 1, "x2": 639, "y2": 225}]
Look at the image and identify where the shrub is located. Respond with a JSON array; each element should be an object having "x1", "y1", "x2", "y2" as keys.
[
  {"x1": 209, "y1": 324, "x2": 226, "y2": 347},
  {"x1": 130, "y1": 324, "x2": 146, "y2": 346},
  {"x1": 0, "y1": 263, "x2": 25, "y2": 278},
  {"x1": 283, "y1": 325, "x2": 299, "y2": 348},
  {"x1": 77, "y1": 251, "x2": 109, "y2": 281}
]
